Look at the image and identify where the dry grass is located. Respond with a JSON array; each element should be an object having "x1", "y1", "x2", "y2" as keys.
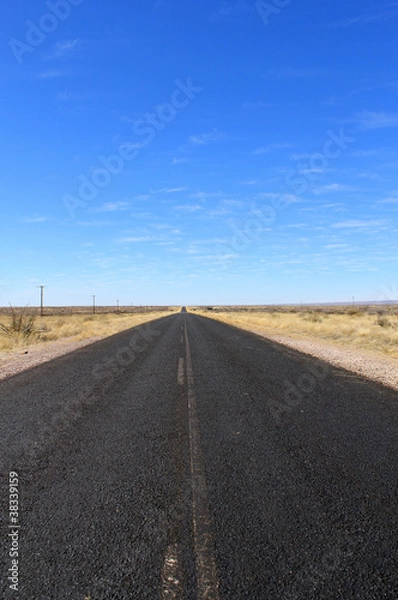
[
  {"x1": 0, "y1": 310, "x2": 177, "y2": 352},
  {"x1": 0, "y1": 306, "x2": 38, "y2": 342},
  {"x1": 192, "y1": 308, "x2": 398, "y2": 358}
]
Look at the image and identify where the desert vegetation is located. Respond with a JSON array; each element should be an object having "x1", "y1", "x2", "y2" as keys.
[
  {"x1": 0, "y1": 306, "x2": 177, "y2": 352},
  {"x1": 191, "y1": 305, "x2": 398, "y2": 358}
]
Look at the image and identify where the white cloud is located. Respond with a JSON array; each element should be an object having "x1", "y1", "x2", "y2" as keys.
[
  {"x1": 313, "y1": 183, "x2": 356, "y2": 195},
  {"x1": 38, "y1": 69, "x2": 65, "y2": 79},
  {"x1": 330, "y1": 7, "x2": 398, "y2": 27},
  {"x1": 350, "y1": 149, "x2": 380, "y2": 157},
  {"x1": 189, "y1": 191, "x2": 225, "y2": 200},
  {"x1": 172, "y1": 156, "x2": 190, "y2": 164},
  {"x1": 332, "y1": 219, "x2": 388, "y2": 230},
  {"x1": 47, "y1": 39, "x2": 81, "y2": 59},
  {"x1": 23, "y1": 216, "x2": 48, "y2": 223},
  {"x1": 76, "y1": 220, "x2": 116, "y2": 227},
  {"x1": 263, "y1": 67, "x2": 328, "y2": 79},
  {"x1": 150, "y1": 187, "x2": 187, "y2": 194},
  {"x1": 357, "y1": 172, "x2": 382, "y2": 180},
  {"x1": 377, "y1": 195, "x2": 398, "y2": 204},
  {"x1": 210, "y1": 2, "x2": 251, "y2": 21},
  {"x1": 259, "y1": 192, "x2": 301, "y2": 204},
  {"x1": 242, "y1": 101, "x2": 273, "y2": 109},
  {"x1": 320, "y1": 203, "x2": 346, "y2": 210},
  {"x1": 117, "y1": 236, "x2": 159, "y2": 243},
  {"x1": 92, "y1": 201, "x2": 130, "y2": 213},
  {"x1": 173, "y1": 204, "x2": 203, "y2": 212},
  {"x1": 253, "y1": 142, "x2": 294, "y2": 155},
  {"x1": 355, "y1": 110, "x2": 398, "y2": 130},
  {"x1": 189, "y1": 129, "x2": 223, "y2": 145},
  {"x1": 252, "y1": 147, "x2": 269, "y2": 155}
]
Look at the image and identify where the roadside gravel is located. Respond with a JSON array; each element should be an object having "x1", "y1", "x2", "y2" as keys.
[
  {"x1": 252, "y1": 330, "x2": 398, "y2": 391},
  {"x1": 0, "y1": 328, "x2": 397, "y2": 392},
  {"x1": 0, "y1": 337, "x2": 102, "y2": 381}
]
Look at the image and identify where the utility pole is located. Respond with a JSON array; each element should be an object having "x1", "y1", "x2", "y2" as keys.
[
  {"x1": 38, "y1": 285, "x2": 45, "y2": 317},
  {"x1": 117, "y1": 299, "x2": 119, "y2": 313},
  {"x1": 91, "y1": 295, "x2": 96, "y2": 315}
]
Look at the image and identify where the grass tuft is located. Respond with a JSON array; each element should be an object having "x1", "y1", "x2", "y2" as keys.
[{"x1": 0, "y1": 306, "x2": 38, "y2": 342}]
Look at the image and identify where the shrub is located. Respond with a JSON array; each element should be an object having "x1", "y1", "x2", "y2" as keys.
[
  {"x1": 377, "y1": 315, "x2": 392, "y2": 328},
  {"x1": 300, "y1": 312, "x2": 323, "y2": 323},
  {"x1": 0, "y1": 306, "x2": 38, "y2": 340},
  {"x1": 347, "y1": 308, "x2": 362, "y2": 316}
]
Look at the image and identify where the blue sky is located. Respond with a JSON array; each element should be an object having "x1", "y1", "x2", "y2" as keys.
[{"x1": 1, "y1": 0, "x2": 398, "y2": 306}]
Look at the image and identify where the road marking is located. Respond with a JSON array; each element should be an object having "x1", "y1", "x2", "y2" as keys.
[
  {"x1": 177, "y1": 357, "x2": 185, "y2": 386},
  {"x1": 184, "y1": 320, "x2": 220, "y2": 600},
  {"x1": 162, "y1": 543, "x2": 183, "y2": 599}
]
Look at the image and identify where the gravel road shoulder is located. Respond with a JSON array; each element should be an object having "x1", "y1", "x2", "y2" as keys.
[
  {"x1": 251, "y1": 329, "x2": 398, "y2": 391},
  {"x1": 0, "y1": 337, "x2": 102, "y2": 381}
]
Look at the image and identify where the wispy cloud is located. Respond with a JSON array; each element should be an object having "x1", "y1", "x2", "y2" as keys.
[
  {"x1": 313, "y1": 183, "x2": 356, "y2": 195},
  {"x1": 377, "y1": 194, "x2": 398, "y2": 204},
  {"x1": 332, "y1": 219, "x2": 388, "y2": 230},
  {"x1": 242, "y1": 101, "x2": 273, "y2": 109},
  {"x1": 189, "y1": 129, "x2": 223, "y2": 145},
  {"x1": 350, "y1": 149, "x2": 380, "y2": 157},
  {"x1": 38, "y1": 69, "x2": 65, "y2": 79},
  {"x1": 76, "y1": 220, "x2": 116, "y2": 227},
  {"x1": 252, "y1": 142, "x2": 293, "y2": 155},
  {"x1": 117, "y1": 229, "x2": 181, "y2": 244},
  {"x1": 46, "y1": 39, "x2": 81, "y2": 59},
  {"x1": 354, "y1": 110, "x2": 398, "y2": 130},
  {"x1": 330, "y1": 6, "x2": 398, "y2": 27},
  {"x1": 259, "y1": 192, "x2": 301, "y2": 204},
  {"x1": 172, "y1": 156, "x2": 190, "y2": 164},
  {"x1": 173, "y1": 204, "x2": 203, "y2": 212},
  {"x1": 263, "y1": 67, "x2": 328, "y2": 79},
  {"x1": 210, "y1": 2, "x2": 251, "y2": 22},
  {"x1": 23, "y1": 216, "x2": 48, "y2": 223},
  {"x1": 92, "y1": 201, "x2": 130, "y2": 213},
  {"x1": 189, "y1": 191, "x2": 225, "y2": 200},
  {"x1": 324, "y1": 243, "x2": 351, "y2": 250},
  {"x1": 117, "y1": 236, "x2": 159, "y2": 243},
  {"x1": 149, "y1": 187, "x2": 187, "y2": 194},
  {"x1": 252, "y1": 146, "x2": 269, "y2": 155},
  {"x1": 357, "y1": 172, "x2": 382, "y2": 180}
]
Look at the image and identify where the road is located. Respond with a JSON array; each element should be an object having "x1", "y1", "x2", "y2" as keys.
[{"x1": 1, "y1": 311, "x2": 397, "y2": 599}]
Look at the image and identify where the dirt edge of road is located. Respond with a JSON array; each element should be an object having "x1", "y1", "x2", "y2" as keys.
[{"x1": 250, "y1": 329, "x2": 398, "y2": 392}]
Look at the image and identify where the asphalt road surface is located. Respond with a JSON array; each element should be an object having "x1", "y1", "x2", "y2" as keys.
[{"x1": 1, "y1": 311, "x2": 397, "y2": 599}]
